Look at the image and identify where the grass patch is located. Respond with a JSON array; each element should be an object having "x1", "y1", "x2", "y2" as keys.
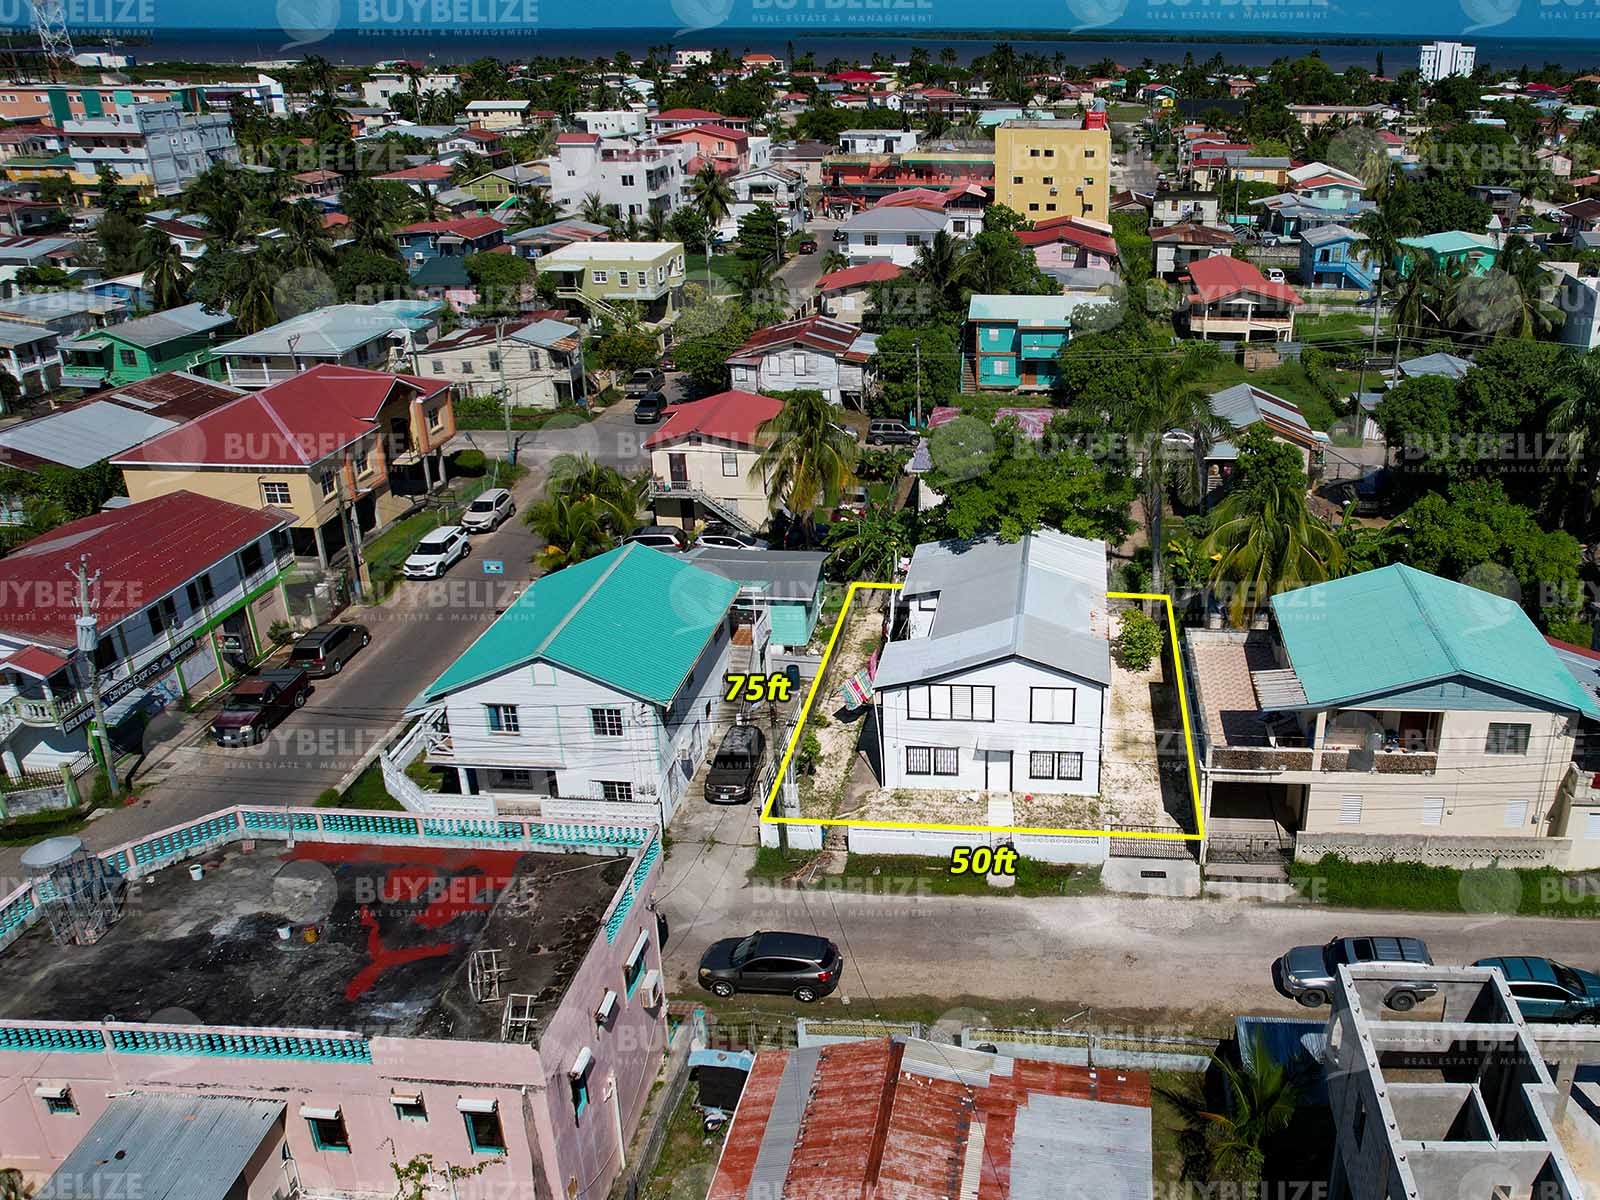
[
  {"x1": 750, "y1": 847, "x2": 1101, "y2": 898},
  {"x1": 1296, "y1": 310, "x2": 1386, "y2": 345},
  {"x1": 637, "y1": 1079, "x2": 728, "y2": 1200},
  {"x1": 0, "y1": 803, "x2": 90, "y2": 845},
  {"x1": 452, "y1": 397, "x2": 600, "y2": 431},
  {"x1": 1289, "y1": 854, "x2": 1600, "y2": 917},
  {"x1": 1197, "y1": 357, "x2": 1357, "y2": 432},
  {"x1": 684, "y1": 254, "x2": 744, "y2": 294},
  {"x1": 316, "y1": 765, "x2": 405, "y2": 811}
]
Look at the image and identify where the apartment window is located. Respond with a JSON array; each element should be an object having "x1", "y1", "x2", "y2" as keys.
[
  {"x1": 591, "y1": 270, "x2": 608, "y2": 284},
  {"x1": 906, "y1": 746, "x2": 932, "y2": 776},
  {"x1": 624, "y1": 930, "x2": 649, "y2": 998},
  {"x1": 354, "y1": 447, "x2": 371, "y2": 477},
  {"x1": 907, "y1": 684, "x2": 993, "y2": 721},
  {"x1": 432, "y1": 358, "x2": 445, "y2": 372},
  {"x1": 1421, "y1": 797, "x2": 1445, "y2": 826},
  {"x1": 528, "y1": 349, "x2": 541, "y2": 370},
  {"x1": 261, "y1": 481, "x2": 291, "y2": 505},
  {"x1": 487, "y1": 350, "x2": 501, "y2": 371},
  {"x1": 391, "y1": 1094, "x2": 427, "y2": 1122},
  {"x1": 1030, "y1": 687, "x2": 1076, "y2": 724},
  {"x1": 591, "y1": 707, "x2": 623, "y2": 737},
  {"x1": 620, "y1": 173, "x2": 635, "y2": 186},
  {"x1": 184, "y1": 573, "x2": 215, "y2": 611},
  {"x1": 1042, "y1": 176, "x2": 1053, "y2": 185},
  {"x1": 1044, "y1": 149, "x2": 1055, "y2": 157},
  {"x1": 1503, "y1": 799, "x2": 1530, "y2": 828},
  {"x1": 722, "y1": 451, "x2": 738, "y2": 477},
  {"x1": 1486, "y1": 723, "x2": 1530, "y2": 755},
  {"x1": 461, "y1": 360, "x2": 475, "y2": 374},
  {"x1": 317, "y1": 470, "x2": 335, "y2": 497},
  {"x1": 1029, "y1": 148, "x2": 1040, "y2": 157},
  {"x1": 146, "y1": 595, "x2": 177, "y2": 636},
  {"x1": 598, "y1": 780, "x2": 634, "y2": 802},
  {"x1": 1028, "y1": 203, "x2": 1039, "y2": 212},
  {"x1": 1083, "y1": 177, "x2": 1095, "y2": 187},
  {"x1": 933, "y1": 747, "x2": 958, "y2": 776},
  {"x1": 240, "y1": 542, "x2": 265, "y2": 576},
  {"x1": 427, "y1": 404, "x2": 444, "y2": 431},
  {"x1": 306, "y1": 1111, "x2": 350, "y2": 1152},
  {"x1": 485, "y1": 703, "x2": 520, "y2": 734},
  {"x1": 792, "y1": 352, "x2": 809, "y2": 374},
  {"x1": 118, "y1": 348, "x2": 136, "y2": 367},
  {"x1": 863, "y1": 233, "x2": 878, "y2": 247},
  {"x1": 1338, "y1": 794, "x2": 1363, "y2": 825},
  {"x1": 1012, "y1": 175, "x2": 1023, "y2": 184},
  {"x1": 1084, "y1": 147, "x2": 1096, "y2": 158},
  {"x1": 1045, "y1": 204, "x2": 1057, "y2": 212},
  {"x1": 656, "y1": 265, "x2": 667, "y2": 283},
  {"x1": 617, "y1": 271, "x2": 629, "y2": 286},
  {"x1": 462, "y1": 1105, "x2": 506, "y2": 1153},
  {"x1": 1029, "y1": 751, "x2": 1084, "y2": 780}
]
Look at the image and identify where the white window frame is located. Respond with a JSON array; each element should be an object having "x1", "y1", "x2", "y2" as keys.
[
  {"x1": 1503, "y1": 799, "x2": 1529, "y2": 829},
  {"x1": 590, "y1": 707, "x2": 624, "y2": 737},
  {"x1": 1421, "y1": 797, "x2": 1445, "y2": 827},
  {"x1": 1485, "y1": 722, "x2": 1531, "y2": 755},
  {"x1": 1338, "y1": 794, "x2": 1363, "y2": 825},
  {"x1": 1030, "y1": 687, "x2": 1076, "y2": 724},
  {"x1": 485, "y1": 703, "x2": 520, "y2": 734},
  {"x1": 721, "y1": 451, "x2": 738, "y2": 477},
  {"x1": 261, "y1": 480, "x2": 291, "y2": 505}
]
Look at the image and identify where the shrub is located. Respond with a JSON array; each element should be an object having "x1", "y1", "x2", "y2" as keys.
[
  {"x1": 1112, "y1": 607, "x2": 1163, "y2": 671},
  {"x1": 268, "y1": 619, "x2": 295, "y2": 645},
  {"x1": 452, "y1": 448, "x2": 487, "y2": 478},
  {"x1": 796, "y1": 731, "x2": 822, "y2": 775}
]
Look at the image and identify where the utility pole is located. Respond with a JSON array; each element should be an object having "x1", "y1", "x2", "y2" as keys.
[
  {"x1": 496, "y1": 319, "x2": 515, "y2": 470},
  {"x1": 69, "y1": 557, "x2": 119, "y2": 802},
  {"x1": 913, "y1": 337, "x2": 923, "y2": 428}
]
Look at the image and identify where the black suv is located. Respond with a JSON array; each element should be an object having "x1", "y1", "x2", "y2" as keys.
[
  {"x1": 705, "y1": 725, "x2": 766, "y2": 804},
  {"x1": 698, "y1": 930, "x2": 843, "y2": 1002},
  {"x1": 634, "y1": 392, "x2": 668, "y2": 424},
  {"x1": 867, "y1": 419, "x2": 915, "y2": 445},
  {"x1": 289, "y1": 623, "x2": 371, "y2": 678}
]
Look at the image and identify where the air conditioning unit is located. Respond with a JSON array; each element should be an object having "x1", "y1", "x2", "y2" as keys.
[{"x1": 642, "y1": 968, "x2": 663, "y2": 1009}]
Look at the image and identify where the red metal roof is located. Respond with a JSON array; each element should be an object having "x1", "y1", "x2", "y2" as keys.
[
  {"x1": 1185, "y1": 254, "x2": 1302, "y2": 306},
  {"x1": 727, "y1": 315, "x2": 863, "y2": 364},
  {"x1": 1150, "y1": 221, "x2": 1236, "y2": 247},
  {"x1": 707, "y1": 1038, "x2": 1151, "y2": 1200},
  {"x1": 1, "y1": 645, "x2": 71, "y2": 678},
  {"x1": 651, "y1": 107, "x2": 739, "y2": 123},
  {"x1": 817, "y1": 260, "x2": 904, "y2": 293},
  {"x1": 1017, "y1": 218, "x2": 1118, "y2": 258},
  {"x1": 0, "y1": 491, "x2": 290, "y2": 648},
  {"x1": 114, "y1": 364, "x2": 442, "y2": 469},
  {"x1": 397, "y1": 216, "x2": 507, "y2": 238},
  {"x1": 644, "y1": 389, "x2": 783, "y2": 450},
  {"x1": 555, "y1": 132, "x2": 600, "y2": 145},
  {"x1": 375, "y1": 164, "x2": 452, "y2": 181},
  {"x1": 659, "y1": 123, "x2": 749, "y2": 144},
  {"x1": 874, "y1": 187, "x2": 951, "y2": 211}
]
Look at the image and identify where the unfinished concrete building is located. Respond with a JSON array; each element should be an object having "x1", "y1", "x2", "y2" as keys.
[{"x1": 1323, "y1": 961, "x2": 1600, "y2": 1200}]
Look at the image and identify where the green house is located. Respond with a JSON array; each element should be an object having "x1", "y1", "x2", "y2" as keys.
[
  {"x1": 1395, "y1": 231, "x2": 1499, "y2": 279},
  {"x1": 963, "y1": 294, "x2": 1112, "y2": 391},
  {"x1": 60, "y1": 301, "x2": 234, "y2": 389}
]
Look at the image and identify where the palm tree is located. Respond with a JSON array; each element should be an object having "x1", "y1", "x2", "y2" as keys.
[
  {"x1": 231, "y1": 257, "x2": 280, "y2": 335},
  {"x1": 1104, "y1": 349, "x2": 1227, "y2": 593},
  {"x1": 340, "y1": 176, "x2": 405, "y2": 256},
  {"x1": 1389, "y1": 254, "x2": 1446, "y2": 366},
  {"x1": 749, "y1": 390, "x2": 858, "y2": 545},
  {"x1": 579, "y1": 191, "x2": 615, "y2": 229},
  {"x1": 825, "y1": 500, "x2": 915, "y2": 581},
  {"x1": 274, "y1": 198, "x2": 334, "y2": 270},
  {"x1": 1547, "y1": 349, "x2": 1600, "y2": 536},
  {"x1": 1160, "y1": 1033, "x2": 1307, "y2": 1189},
  {"x1": 1353, "y1": 201, "x2": 1416, "y2": 369},
  {"x1": 1199, "y1": 431, "x2": 1343, "y2": 627},
  {"x1": 1489, "y1": 235, "x2": 1563, "y2": 339},
  {"x1": 450, "y1": 151, "x2": 487, "y2": 186},
  {"x1": 690, "y1": 163, "x2": 735, "y2": 290},
  {"x1": 911, "y1": 229, "x2": 968, "y2": 316},
  {"x1": 644, "y1": 207, "x2": 670, "y2": 242},
  {"x1": 819, "y1": 247, "x2": 848, "y2": 275},
  {"x1": 136, "y1": 226, "x2": 190, "y2": 310},
  {"x1": 735, "y1": 256, "x2": 779, "y2": 320},
  {"x1": 525, "y1": 493, "x2": 618, "y2": 571},
  {"x1": 542, "y1": 453, "x2": 642, "y2": 534}
]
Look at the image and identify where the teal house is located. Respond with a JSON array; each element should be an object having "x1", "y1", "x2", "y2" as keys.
[
  {"x1": 963, "y1": 294, "x2": 1111, "y2": 392},
  {"x1": 1395, "y1": 231, "x2": 1498, "y2": 279},
  {"x1": 683, "y1": 548, "x2": 828, "y2": 654},
  {"x1": 60, "y1": 302, "x2": 234, "y2": 389}
]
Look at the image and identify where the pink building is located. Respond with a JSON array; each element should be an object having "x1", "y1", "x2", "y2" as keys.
[
  {"x1": 0, "y1": 805, "x2": 666, "y2": 1200},
  {"x1": 654, "y1": 124, "x2": 751, "y2": 173}
]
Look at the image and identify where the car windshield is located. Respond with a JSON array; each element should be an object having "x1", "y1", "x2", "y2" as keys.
[
  {"x1": 223, "y1": 691, "x2": 267, "y2": 711},
  {"x1": 468, "y1": 499, "x2": 493, "y2": 512},
  {"x1": 1551, "y1": 961, "x2": 1586, "y2": 994},
  {"x1": 731, "y1": 934, "x2": 759, "y2": 965},
  {"x1": 416, "y1": 537, "x2": 449, "y2": 554}
]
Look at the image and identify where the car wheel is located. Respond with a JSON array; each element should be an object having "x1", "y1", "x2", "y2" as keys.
[
  {"x1": 794, "y1": 985, "x2": 819, "y2": 1003},
  {"x1": 293, "y1": 691, "x2": 307, "y2": 708},
  {"x1": 1386, "y1": 991, "x2": 1418, "y2": 1013},
  {"x1": 333, "y1": 658, "x2": 343, "y2": 674},
  {"x1": 360, "y1": 633, "x2": 371, "y2": 647},
  {"x1": 1296, "y1": 989, "x2": 1327, "y2": 1008},
  {"x1": 710, "y1": 981, "x2": 735, "y2": 998}
]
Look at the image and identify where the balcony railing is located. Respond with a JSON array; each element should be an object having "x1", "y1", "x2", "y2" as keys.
[{"x1": 1319, "y1": 749, "x2": 1438, "y2": 775}]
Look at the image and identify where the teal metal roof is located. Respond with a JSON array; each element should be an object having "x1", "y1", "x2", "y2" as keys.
[
  {"x1": 1270, "y1": 565, "x2": 1600, "y2": 717},
  {"x1": 966, "y1": 293, "x2": 1113, "y2": 325},
  {"x1": 768, "y1": 601, "x2": 812, "y2": 648},
  {"x1": 420, "y1": 544, "x2": 739, "y2": 705},
  {"x1": 1398, "y1": 231, "x2": 1497, "y2": 256}
]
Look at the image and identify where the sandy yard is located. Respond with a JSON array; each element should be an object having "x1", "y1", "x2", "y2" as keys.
[
  {"x1": 797, "y1": 590, "x2": 888, "y2": 819},
  {"x1": 1099, "y1": 605, "x2": 1193, "y2": 830}
]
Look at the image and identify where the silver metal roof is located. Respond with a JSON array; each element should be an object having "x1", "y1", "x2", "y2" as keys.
[
  {"x1": 1208, "y1": 383, "x2": 1312, "y2": 439},
  {"x1": 684, "y1": 548, "x2": 827, "y2": 601},
  {"x1": 39, "y1": 1094, "x2": 285, "y2": 1200},
  {"x1": 746, "y1": 1045, "x2": 821, "y2": 1200},
  {"x1": 1008, "y1": 1092, "x2": 1152, "y2": 1200},
  {"x1": 1251, "y1": 667, "x2": 1309, "y2": 709},
  {"x1": 840, "y1": 206, "x2": 947, "y2": 233},
  {"x1": 0, "y1": 319, "x2": 55, "y2": 347},
  {"x1": 91, "y1": 301, "x2": 233, "y2": 349},
  {"x1": 875, "y1": 529, "x2": 1111, "y2": 689},
  {"x1": 0, "y1": 400, "x2": 178, "y2": 468}
]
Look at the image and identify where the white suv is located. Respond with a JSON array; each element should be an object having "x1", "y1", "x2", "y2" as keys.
[
  {"x1": 402, "y1": 525, "x2": 470, "y2": 579},
  {"x1": 461, "y1": 488, "x2": 515, "y2": 532}
]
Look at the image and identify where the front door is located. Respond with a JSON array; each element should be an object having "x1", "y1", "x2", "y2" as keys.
[
  {"x1": 983, "y1": 750, "x2": 1012, "y2": 793},
  {"x1": 668, "y1": 453, "x2": 688, "y2": 486}
]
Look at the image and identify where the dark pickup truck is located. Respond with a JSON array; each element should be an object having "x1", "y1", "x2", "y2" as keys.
[{"x1": 212, "y1": 669, "x2": 310, "y2": 746}]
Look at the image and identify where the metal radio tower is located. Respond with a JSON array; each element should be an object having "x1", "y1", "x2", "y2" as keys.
[{"x1": 32, "y1": 0, "x2": 74, "y2": 82}]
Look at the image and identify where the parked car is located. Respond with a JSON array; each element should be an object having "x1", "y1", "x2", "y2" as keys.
[
  {"x1": 622, "y1": 525, "x2": 689, "y2": 552},
  {"x1": 697, "y1": 930, "x2": 844, "y2": 1002},
  {"x1": 212, "y1": 668, "x2": 310, "y2": 746},
  {"x1": 402, "y1": 525, "x2": 470, "y2": 579},
  {"x1": 1265, "y1": 267, "x2": 1287, "y2": 284},
  {"x1": 1276, "y1": 936, "x2": 1438, "y2": 1010},
  {"x1": 694, "y1": 524, "x2": 767, "y2": 551},
  {"x1": 705, "y1": 724, "x2": 767, "y2": 804},
  {"x1": 289, "y1": 622, "x2": 371, "y2": 678},
  {"x1": 461, "y1": 487, "x2": 515, "y2": 532},
  {"x1": 1508, "y1": 223, "x2": 1535, "y2": 235},
  {"x1": 866, "y1": 419, "x2": 915, "y2": 446},
  {"x1": 626, "y1": 367, "x2": 666, "y2": 397},
  {"x1": 798, "y1": 238, "x2": 818, "y2": 254},
  {"x1": 1475, "y1": 956, "x2": 1600, "y2": 1022},
  {"x1": 634, "y1": 392, "x2": 668, "y2": 424}
]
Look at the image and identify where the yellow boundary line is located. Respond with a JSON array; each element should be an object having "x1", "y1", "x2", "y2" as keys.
[{"x1": 760, "y1": 583, "x2": 1204, "y2": 841}]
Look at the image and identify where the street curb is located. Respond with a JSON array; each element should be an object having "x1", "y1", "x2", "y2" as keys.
[{"x1": 331, "y1": 713, "x2": 415, "y2": 797}]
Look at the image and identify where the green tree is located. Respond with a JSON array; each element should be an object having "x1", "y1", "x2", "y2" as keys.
[
  {"x1": 909, "y1": 229, "x2": 969, "y2": 321},
  {"x1": 922, "y1": 416, "x2": 1134, "y2": 544},
  {"x1": 1161, "y1": 1034, "x2": 1307, "y2": 1190},
  {"x1": 960, "y1": 229, "x2": 1055, "y2": 296},
  {"x1": 749, "y1": 389, "x2": 858, "y2": 543},
  {"x1": 95, "y1": 208, "x2": 143, "y2": 276},
  {"x1": 1111, "y1": 607, "x2": 1164, "y2": 670},
  {"x1": 524, "y1": 493, "x2": 617, "y2": 571},
  {"x1": 870, "y1": 326, "x2": 958, "y2": 421},
  {"x1": 1199, "y1": 428, "x2": 1342, "y2": 627},
  {"x1": 332, "y1": 247, "x2": 410, "y2": 302},
  {"x1": 690, "y1": 163, "x2": 735, "y2": 289},
  {"x1": 824, "y1": 500, "x2": 916, "y2": 581},
  {"x1": 736, "y1": 203, "x2": 785, "y2": 269},
  {"x1": 592, "y1": 332, "x2": 658, "y2": 377},
  {"x1": 136, "y1": 227, "x2": 191, "y2": 310},
  {"x1": 670, "y1": 288, "x2": 755, "y2": 393},
  {"x1": 464, "y1": 252, "x2": 531, "y2": 317}
]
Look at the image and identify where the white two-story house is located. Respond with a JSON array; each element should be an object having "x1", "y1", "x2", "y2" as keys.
[
  {"x1": 838, "y1": 206, "x2": 951, "y2": 267},
  {"x1": 645, "y1": 389, "x2": 782, "y2": 534},
  {"x1": 409, "y1": 544, "x2": 739, "y2": 825},
  {"x1": 725, "y1": 315, "x2": 877, "y2": 408},
  {"x1": 874, "y1": 530, "x2": 1111, "y2": 797}
]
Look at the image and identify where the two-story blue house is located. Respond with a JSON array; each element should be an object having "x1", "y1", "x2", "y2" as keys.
[
  {"x1": 395, "y1": 216, "x2": 509, "y2": 268},
  {"x1": 1299, "y1": 224, "x2": 1374, "y2": 292},
  {"x1": 962, "y1": 294, "x2": 1114, "y2": 392}
]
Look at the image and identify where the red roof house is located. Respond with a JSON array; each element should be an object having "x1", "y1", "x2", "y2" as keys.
[
  {"x1": 644, "y1": 389, "x2": 783, "y2": 450},
  {"x1": 1183, "y1": 255, "x2": 1303, "y2": 341}
]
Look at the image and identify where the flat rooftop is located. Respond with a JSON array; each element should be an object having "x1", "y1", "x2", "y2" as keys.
[{"x1": 0, "y1": 841, "x2": 628, "y2": 1041}]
